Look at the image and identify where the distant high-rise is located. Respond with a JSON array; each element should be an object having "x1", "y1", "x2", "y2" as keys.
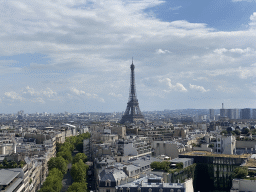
[
  {"x1": 120, "y1": 60, "x2": 144, "y2": 124},
  {"x1": 240, "y1": 108, "x2": 251, "y2": 119},
  {"x1": 227, "y1": 109, "x2": 239, "y2": 119},
  {"x1": 220, "y1": 103, "x2": 227, "y2": 118},
  {"x1": 253, "y1": 109, "x2": 256, "y2": 119},
  {"x1": 209, "y1": 109, "x2": 215, "y2": 120}
]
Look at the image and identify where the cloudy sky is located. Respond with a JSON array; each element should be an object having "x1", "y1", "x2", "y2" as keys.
[{"x1": 1, "y1": 0, "x2": 256, "y2": 113}]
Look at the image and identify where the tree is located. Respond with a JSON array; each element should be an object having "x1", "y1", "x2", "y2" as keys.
[
  {"x1": 47, "y1": 156, "x2": 67, "y2": 175},
  {"x1": 150, "y1": 161, "x2": 170, "y2": 172},
  {"x1": 76, "y1": 142, "x2": 83, "y2": 153},
  {"x1": 208, "y1": 144, "x2": 214, "y2": 148},
  {"x1": 71, "y1": 160, "x2": 89, "y2": 182},
  {"x1": 67, "y1": 182, "x2": 87, "y2": 192},
  {"x1": 176, "y1": 162, "x2": 183, "y2": 169},
  {"x1": 40, "y1": 175, "x2": 62, "y2": 192},
  {"x1": 57, "y1": 149, "x2": 72, "y2": 163},
  {"x1": 234, "y1": 130, "x2": 241, "y2": 135},
  {"x1": 232, "y1": 167, "x2": 248, "y2": 179},
  {"x1": 38, "y1": 186, "x2": 56, "y2": 192},
  {"x1": 150, "y1": 161, "x2": 161, "y2": 169},
  {"x1": 60, "y1": 142, "x2": 75, "y2": 152},
  {"x1": 241, "y1": 128, "x2": 250, "y2": 135},
  {"x1": 48, "y1": 168, "x2": 63, "y2": 180},
  {"x1": 73, "y1": 153, "x2": 87, "y2": 164}
]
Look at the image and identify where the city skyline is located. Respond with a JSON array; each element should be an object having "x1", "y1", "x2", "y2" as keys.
[{"x1": 1, "y1": 0, "x2": 256, "y2": 113}]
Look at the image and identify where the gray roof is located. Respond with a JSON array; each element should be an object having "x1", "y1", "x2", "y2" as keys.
[
  {"x1": 170, "y1": 158, "x2": 193, "y2": 163},
  {"x1": 0, "y1": 169, "x2": 22, "y2": 185},
  {"x1": 117, "y1": 174, "x2": 185, "y2": 189},
  {"x1": 100, "y1": 168, "x2": 127, "y2": 181},
  {"x1": 5, "y1": 178, "x2": 23, "y2": 192}
]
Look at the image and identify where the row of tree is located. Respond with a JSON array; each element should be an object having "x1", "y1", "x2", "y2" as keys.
[
  {"x1": 150, "y1": 161, "x2": 184, "y2": 172},
  {"x1": 39, "y1": 132, "x2": 90, "y2": 192},
  {"x1": 39, "y1": 168, "x2": 64, "y2": 192},
  {"x1": 68, "y1": 153, "x2": 89, "y2": 192},
  {"x1": 0, "y1": 159, "x2": 25, "y2": 169},
  {"x1": 150, "y1": 161, "x2": 171, "y2": 172}
]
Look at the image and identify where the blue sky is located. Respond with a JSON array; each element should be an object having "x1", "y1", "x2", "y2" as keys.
[
  {"x1": 146, "y1": 0, "x2": 255, "y2": 31},
  {"x1": 1, "y1": 0, "x2": 256, "y2": 113}
]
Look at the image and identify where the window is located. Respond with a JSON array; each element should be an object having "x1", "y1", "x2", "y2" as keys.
[
  {"x1": 138, "y1": 188, "x2": 141, "y2": 192},
  {"x1": 127, "y1": 188, "x2": 130, "y2": 192},
  {"x1": 106, "y1": 190, "x2": 110, "y2": 192},
  {"x1": 159, "y1": 188, "x2": 163, "y2": 192},
  {"x1": 120, "y1": 188, "x2": 123, "y2": 192},
  {"x1": 149, "y1": 188, "x2": 152, "y2": 192},
  {"x1": 105, "y1": 180, "x2": 111, "y2": 187},
  {"x1": 170, "y1": 190, "x2": 174, "y2": 192},
  {"x1": 177, "y1": 190, "x2": 181, "y2": 192}
]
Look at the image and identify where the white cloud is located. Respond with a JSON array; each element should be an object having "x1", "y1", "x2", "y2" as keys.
[
  {"x1": 237, "y1": 66, "x2": 255, "y2": 79},
  {"x1": 160, "y1": 78, "x2": 187, "y2": 92},
  {"x1": 23, "y1": 86, "x2": 39, "y2": 96},
  {"x1": 4, "y1": 91, "x2": 24, "y2": 101},
  {"x1": 189, "y1": 84, "x2": 209, "y2": 92},
  {"x1": 170, "y1": 6, "x2": 182, "y2": 11},
  {"x1": 250, "y1": 12, "x2": 256, "y2": 28},
  {"x1": 156, "y1": 49, "x2": 171, "y2": 54},
  {"x1": 70, "y1": 87, "x2": 85, "y2": 95},
  {"x1": 86, "y1": 93, "x2": 105, "y2": 103},
  {"x1": 109, "y1": 93, "x2": 123, "y2": 98},
  {"x1": 42, "y1": 88, "x2": 57, "y2": 98},
  {"x1": 213, "y1": 47, "x2": 254, "y2": 55}
]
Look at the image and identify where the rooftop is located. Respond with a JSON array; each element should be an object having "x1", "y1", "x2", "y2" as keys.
[
  {"x1": 117, "y1": 174, "x2": 185, "y2": 188},
  {"x1": 180, "y1": 151, "x2": 250, "y2": 158},
  {"x1": 0, "y1": 169, "x2": 22, "y2": 186},
  {"x1": 243, "y1": 159, "x2": 256, "y2": 168}
]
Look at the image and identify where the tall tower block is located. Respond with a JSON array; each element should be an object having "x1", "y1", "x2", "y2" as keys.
[{"x1": 120, "y1": 60, "x2": 144, "y2": 124}]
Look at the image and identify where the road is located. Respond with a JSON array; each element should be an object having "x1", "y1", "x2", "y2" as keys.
[{"x1": 60, "y1": 163, "x2": 72, "y2": 192}]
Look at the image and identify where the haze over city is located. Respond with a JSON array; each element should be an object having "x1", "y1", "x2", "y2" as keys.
[{"x1": 1, "y1": 0, "x2": 256, "y2": 113}]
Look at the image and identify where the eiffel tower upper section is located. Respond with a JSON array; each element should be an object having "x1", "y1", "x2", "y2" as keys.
[{"x1": 120, "y1": 60, "x2": 144, "y2": 124}]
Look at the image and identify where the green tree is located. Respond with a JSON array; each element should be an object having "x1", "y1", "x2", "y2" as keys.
[
  {"x1": 176, "y1": 162, "x2": 183, "y2": 169},
  {"x1": 56, "y1": 142, "x2": 62, "y2": 153},
  {"x1": 48, "y1": 168, "x2": 63, "y2": 180},
  {"x1": 3, "y1": 158, "x2": 8, "y2": 167},
  {"x1": 71, "y1": 160, "x2": 89, "y2": 182},
  {"x1": 234, "y1": 130, "x2": 241, "y2": 135},
  {"x1": 150, "y1": 161, "x2": 170, "y2": 172},
  {"x1": 67, "y1": 182, "x2": 87, "y2": 192},
  {"x1": 38, "y1": 186, "x2": 56, "y2": 192},
  {"x1": 57, "y1": 149, "x2": 72, "y2": 163},
  {"x1": 242, "y1": 128, "x2": 250, "y2": 135},
  {"x1": 208, "y1": 144, "x2": 214, "y2": 148},
  {"x1": 40, "y1": 175, "x2": 62, "y2": 192},
  {"x1": 73, "y1": 153, "x2": 87, "y2": 164},
  {"x1": 47, "y1": 156, "x2": 67, "y2": 175},
  {"x1": 221, "y1": 130, "x2": 228, "y2": 135},
  {"x1": 232, "y1": 167, "x2": 248, "y2": 179},
  {"x1": 150, "y1": 161, "x2": 161, "y2": 169},
  {"x1": 60, "y1": 142, "x2": 75, "y2": 152},
  {"x1": 76, "y1": 142, "x2": 84, "y2": 153}
]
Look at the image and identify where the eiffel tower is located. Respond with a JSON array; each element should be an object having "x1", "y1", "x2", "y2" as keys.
[{"x1": 120, "y1": 59, "x2": 144, "y2": 124}]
